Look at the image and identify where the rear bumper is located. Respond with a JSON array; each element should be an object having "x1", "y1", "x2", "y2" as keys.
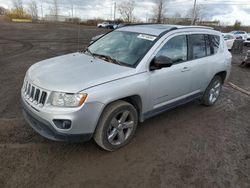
[{"x1": 22, "y1": 99, "x2": 92, "y2": 142}]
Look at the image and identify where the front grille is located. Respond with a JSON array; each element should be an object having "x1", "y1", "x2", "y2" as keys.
[{"x1": 23, "y1": 81, "x2": 48, "y2": 106}]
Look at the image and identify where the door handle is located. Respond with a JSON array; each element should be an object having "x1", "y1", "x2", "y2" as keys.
[{"x1": 181, "y1": 67, "x2": 190, "y2": 72}]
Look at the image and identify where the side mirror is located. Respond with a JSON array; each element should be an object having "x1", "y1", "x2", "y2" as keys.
[{"x1": 150, "y1": 55, "x2": 173, "y2": 70}]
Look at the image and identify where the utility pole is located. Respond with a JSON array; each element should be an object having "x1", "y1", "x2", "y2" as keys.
[
  {"x1": 114, "y1": 2, "x2": 116, "y2": 21},
  {"x1": 71, "y1": 4, "x2": 74, "y2": 18},
  {"x1": 40, "y1": 1, "x2": 44, "y2": 22},
  {"x1": 191, "y1": 0, "x2": 197, "y2": 25}
]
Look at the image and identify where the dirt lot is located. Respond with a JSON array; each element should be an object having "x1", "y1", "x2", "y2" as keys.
[{"x1": 0, "y1": 22, "x2": 250, "y2": 188}]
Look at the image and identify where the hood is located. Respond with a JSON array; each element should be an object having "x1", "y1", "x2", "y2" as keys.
[{"x1": 27, "y1": 52, "x2": 136, "y2": 93}]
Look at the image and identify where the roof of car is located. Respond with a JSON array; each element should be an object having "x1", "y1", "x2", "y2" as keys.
[{"x1": 117, "y1": 24, "x2": 214, "y2": 36}]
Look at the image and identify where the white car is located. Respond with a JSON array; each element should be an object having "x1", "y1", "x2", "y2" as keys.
[
  {"x1": 243, "y1": 33, "x2": 250, "y2": 47},
  {"x1": 222, "y1": 33, "x2": 235, "y2": 50},
  {"x1": 97, "y1": 22, "x2": 110, "y2": 28},
  {"x1": 230, "y1": 31, "x2": 248, "y2": 40},
  {"x1": 97, "y1": 22, "x2": 117, "y2": 29}
]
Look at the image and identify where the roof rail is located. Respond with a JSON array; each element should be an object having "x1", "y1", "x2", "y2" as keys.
[
  {"x1": 123, "y1": 23, "x2": 163, "y2": 27},
  {"x1": 122, "y1": 23, "x2": 214, "y2": 30},
  {"x1": 178, "y1": 26, "x2": 214, "y2": 30}
]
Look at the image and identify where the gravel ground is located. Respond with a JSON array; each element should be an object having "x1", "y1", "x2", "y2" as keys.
[{"x1": 0, "y1": 22, "x2": 249, "y2": 188}]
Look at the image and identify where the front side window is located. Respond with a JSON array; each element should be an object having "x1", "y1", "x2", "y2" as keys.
[
  {"x1": 156, "y1": 35, "x2": 187, "y2": 64},
  {"x1": 189, "y1": 34, "x2": 206, "y2": 59},
  {"x1": 88, "y1": 31, "x2": 156, "y2": 67}
]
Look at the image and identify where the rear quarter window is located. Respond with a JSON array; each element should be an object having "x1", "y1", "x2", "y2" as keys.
[{"x1": 209, "y1": 35, "x2": 220, "y2": 54}]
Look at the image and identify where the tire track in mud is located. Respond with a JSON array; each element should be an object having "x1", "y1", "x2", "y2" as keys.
[
  {"x1": 0, "y1": 38, "x2": 89, "y2": 62},
  {"x1": 22, "y1": 144, "x2": 81, "y2": 187},
  {"x1": 26, "y1": 38, "x2": 89, "y2": 43},
  {"x1": 0, "y1": 38, "x2": 33, "y2": 60}
]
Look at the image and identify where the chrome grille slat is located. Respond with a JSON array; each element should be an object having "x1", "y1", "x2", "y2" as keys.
[
  {"x1": 31, "y1": 86, "x2": 35, "y2": 99},
  {"x1": 37, "y1": 90, "x2": 42, "y2": 103},
  {"x1": 27, "y1": 84, "x2": 31, "y2": 96},
  {"x1": 24, "y1": 81, "x2": 28, "y2": 93},
  {"x1": 23, "y1": 81, "x2": 48, "y2": 107},
  {"x1": 34, "y1": 89, "x2": 40, "y2": 102}
]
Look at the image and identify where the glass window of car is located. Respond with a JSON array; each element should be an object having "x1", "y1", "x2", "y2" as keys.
[
  {"x1": 88, "y1": 31, "x2": 156, "y2": 67},
  {"x1": 189, "y1": 34, "x2": 206, "y2": 59},
  {"x1": 209, "y1": 35, "x2": 220, "y2": 54},
  {"x1": 156, "y1": 35, "x2": 187, "y2": 64},
  {"x1": 205, "y1": 35, "x2": 212, "y2": 56},
  {"x1": 224, "y1": 34, "x2": 234, "y2": 40}
]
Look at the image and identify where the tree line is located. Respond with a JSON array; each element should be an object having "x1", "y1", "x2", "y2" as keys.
[{"x1": 0, "y1": 0, "x2": 247, "y2": 29}]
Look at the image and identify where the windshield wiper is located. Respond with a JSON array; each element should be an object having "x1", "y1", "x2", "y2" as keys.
[
  {"x1": 93, "y1": 54, "x2": 122, "y2": 65},
  {"x1": 84, "y1": 47, "x2": 95, "y2": 59}
]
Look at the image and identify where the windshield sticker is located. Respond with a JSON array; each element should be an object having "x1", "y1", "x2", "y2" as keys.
[{"x1": 137, "y1": 34, "x2": 157, "y2": 41}]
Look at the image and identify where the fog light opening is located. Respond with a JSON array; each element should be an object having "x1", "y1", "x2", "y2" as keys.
[{"x1": 53, "y1": 120, "x2": 72, "y2": 129}]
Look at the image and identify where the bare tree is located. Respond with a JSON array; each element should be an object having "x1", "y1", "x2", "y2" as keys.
[
  {"x1": 12, "y1": 0, "x2": 23, "y2": 10},
  {"x1": 153, "y1": 0, "x2": 167, "y2": 23},
  {"x1": 0, "y1": 6, "x2": 7, "y2": 15},
  {"x1": 118, "y1": 0, "x2": 135, "y2": 23},
  {"x1": 170, "y1": 12, "x2": 182, "y2": 24},
  {"x1": 50, "y1": 0, "x2": 59, "y2": 21},
  {"x1": 28, "y1": 0, "x2": 38, "y2": 20},
  {"x1": 11, "y1": 0, "x2": 30, "y2": 19},
  {"x1": 233, "y1": 20, "x2": 242, "y2": 30}
]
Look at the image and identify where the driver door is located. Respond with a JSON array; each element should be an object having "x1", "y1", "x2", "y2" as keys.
[{"x1": 149, "y1": 34, "x2": 192, "y2": 110}]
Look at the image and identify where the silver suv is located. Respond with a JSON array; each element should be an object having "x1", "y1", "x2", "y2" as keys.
[{"x1": 21, "y1": 24, "x2": 232, "y2": 151}]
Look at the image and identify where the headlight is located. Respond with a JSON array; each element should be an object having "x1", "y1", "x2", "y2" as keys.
[{"x1": 51, "y1": 92, "x2": 87, "y2": 107}]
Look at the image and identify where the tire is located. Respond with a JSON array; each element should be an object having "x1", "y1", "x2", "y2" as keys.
[
  {"x1": 201, "y1": 75, "x2": 222, "y2": 106},
  {"x1": 94, "y1": 100, "x2": 138, "y2": 151}
]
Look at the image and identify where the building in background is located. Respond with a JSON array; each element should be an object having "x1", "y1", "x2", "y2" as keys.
[{"x1": 44, "y1": 14, "x2": 69, "y2": 22}]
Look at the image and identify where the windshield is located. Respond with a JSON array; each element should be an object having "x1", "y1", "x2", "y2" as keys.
[{"x1": 88, "y1": 31, "x2": 157, "y2": 67}]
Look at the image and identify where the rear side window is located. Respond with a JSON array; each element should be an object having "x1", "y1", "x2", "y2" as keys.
[
  {"x1": 189, "y1": 34, "x2": 220, "y2": 60},
  {"x1": 189, "y1": 34, "x2": 206, "y2": 59}
]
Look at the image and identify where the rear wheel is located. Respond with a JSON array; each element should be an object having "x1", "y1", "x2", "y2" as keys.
[
  {"x1": 201, "y1": 76, "x2": 222, "y2": 106},
  {"x1": 94, "y1": 101, "x2": 138, "y2": 151}
]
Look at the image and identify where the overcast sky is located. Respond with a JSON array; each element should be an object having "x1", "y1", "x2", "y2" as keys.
[{"x1": 0, "y1": 0, "x2": 250, "y2": 25}]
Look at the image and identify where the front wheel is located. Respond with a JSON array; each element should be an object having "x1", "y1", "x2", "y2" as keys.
[
  {"x1": 94, "y1": 101, "x2": 138, "y2": 151},
  {"x1": 201, "y1": 76, "x2": 222, "y2": 106}
]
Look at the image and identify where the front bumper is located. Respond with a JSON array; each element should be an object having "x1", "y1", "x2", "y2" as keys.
[
  {"x1": 21, "y1": 94, "x2": 104, "y2": 142},
  {"x1": 22, "y1": 102, "x2": 92, "y2": 142}
]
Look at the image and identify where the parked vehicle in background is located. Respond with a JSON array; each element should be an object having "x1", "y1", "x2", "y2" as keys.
[
  {"x1": 243, "y1": 33, "x2": 250, "y2": 47},
  {"x1": 97, "y1": 22, "x2": 109, "y2": 28},
  {"x1": 97, "y1": 22, "x2": 117, "y2": 29},
  {"x1": 230, "y1": 31, "x2": 248, "y2": 40},
  {"x1": 222, "y1": 33, "x2": 235, "y2": 50},
  {"x1": 21, "y1": 24, "x2": 232, "y2": 151},
  {"x1": 91, "y1": 24, "x2": 125, "y2": 43}
]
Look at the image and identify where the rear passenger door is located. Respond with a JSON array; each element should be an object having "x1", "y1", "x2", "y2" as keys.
[{"x1": 187, "y1": 34, "x2": 220, "y2": 93}]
